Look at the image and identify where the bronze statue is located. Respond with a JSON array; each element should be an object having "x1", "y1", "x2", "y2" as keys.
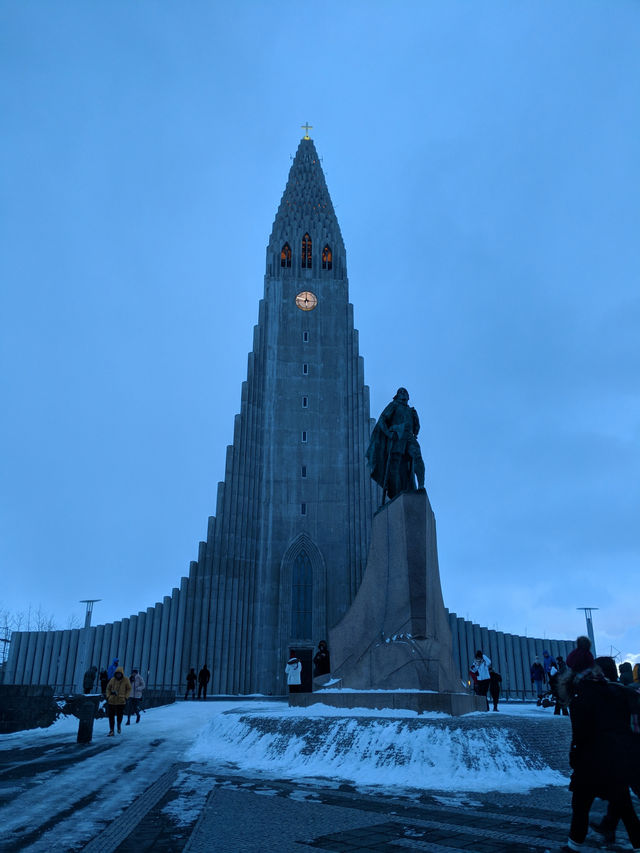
[{"x1": 366, "y1": 388, "x2": 425, "y2": 503}]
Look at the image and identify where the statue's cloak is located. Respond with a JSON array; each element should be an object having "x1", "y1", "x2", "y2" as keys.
[{"x1": 366, "y1": 402, "x2": 395, "y2": 488}]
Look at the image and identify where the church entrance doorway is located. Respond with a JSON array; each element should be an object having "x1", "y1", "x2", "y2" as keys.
[{"x1": 289, "y1": 647, "x2": 313, "y2": 693}]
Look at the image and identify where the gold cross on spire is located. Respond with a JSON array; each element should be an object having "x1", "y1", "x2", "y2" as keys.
[{"x1": 301, "y1": 122, "x2": 313, "y2": 139}]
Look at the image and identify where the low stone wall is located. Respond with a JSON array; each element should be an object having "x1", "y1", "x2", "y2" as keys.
[
  {"x1": 289, "y1": 690, "x2": 486, "y2": 716},
  {"x1": 0, "y1": 685, "x2": 59, "y2": 734},
  {"x1": 140, "y1": 689, "x2": 176, "y2": 710}
]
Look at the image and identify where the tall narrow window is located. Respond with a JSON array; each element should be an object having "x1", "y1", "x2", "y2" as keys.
[
  {"x1": 301, "y1": 430, "x2": 307, "y2": 443},
  {"x1": 301, "y1": 465, "x2": 307, "y2": 478},
  {"x1": 322, "y1": 245, "x2": 332, "y2": 270},
  {"x1": 302, "y1": 396, "x2": 308, "y2": 408},
  {"x1": 280, "y1": 243, "x2": 291, "y2": 268},
  {"x1": 301, "y1": 503, "x2": 307, "y2": 516},
  {"x1": 302, "y1": 363, "x2": 308, "y2": 375},
  {"x1": 301, "y1": 233, "x2": 312, "y2": 268},
  {"x1": 302, "y1": 331, "x2": 309, "y2": 342},
  {"x1": 291, "y1": 550, "x2": 312, "y2": 639}
]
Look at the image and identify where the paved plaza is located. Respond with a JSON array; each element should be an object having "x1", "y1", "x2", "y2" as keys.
[{"x1": 0, "y1": 701, "x2": 630, "y2": 853}]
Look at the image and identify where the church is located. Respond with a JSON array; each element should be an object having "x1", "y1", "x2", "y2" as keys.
[{"x1": 4, "y1": 133, "x2": 573, "y2": 698}]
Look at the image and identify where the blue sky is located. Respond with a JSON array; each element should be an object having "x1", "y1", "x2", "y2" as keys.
[{"x1": 1, "y1": 1, "x2": 638, "y2": 661}]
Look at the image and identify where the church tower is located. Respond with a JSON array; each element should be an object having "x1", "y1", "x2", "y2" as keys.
[
  {"x1": 4, "y1": 135, "x2": 576, "y2": 701},
  {"x1": 180, "y1": 134, "x2": 377, "y2": 694}
]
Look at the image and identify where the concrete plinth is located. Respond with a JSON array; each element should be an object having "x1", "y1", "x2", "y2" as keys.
[
  {"x1": 329, "y1": 490, "x2": 471, "y2": 704},
  {"x1": 288, "y1": 690, "x2": 485, "y2": 716}
]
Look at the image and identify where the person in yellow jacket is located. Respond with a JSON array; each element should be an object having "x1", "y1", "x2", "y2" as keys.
[{"x1": 105, "y1": 666, "x2": 131, "y2": 736}]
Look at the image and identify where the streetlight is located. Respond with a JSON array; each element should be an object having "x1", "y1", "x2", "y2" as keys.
[
  {"x1": 577, "y1": 607, "x2": 598, "y2": 656},
  {"x1": 79, "y1": 600, "x2": 101, "y2": 629}
]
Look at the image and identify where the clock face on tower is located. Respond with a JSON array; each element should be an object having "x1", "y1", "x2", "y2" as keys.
[{"x1": 295, "y1": 291, "x2": 318, "y2": 311}]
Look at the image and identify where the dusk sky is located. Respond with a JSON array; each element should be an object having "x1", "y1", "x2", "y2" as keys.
[{"x1": 1, "y1": 2, "x2": 638, "y2": 663}]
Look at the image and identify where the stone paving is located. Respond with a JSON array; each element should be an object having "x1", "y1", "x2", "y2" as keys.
[{"x1": 1, "y1": 705, "x2": 636, "y2": 853}]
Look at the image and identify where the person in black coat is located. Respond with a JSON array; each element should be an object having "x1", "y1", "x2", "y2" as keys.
[
  {"x1": 489, "y1": 669, "x2": 502, "y2": 711},
  {"x1": 559, "y1": 656, "x2": 640, "y2": 852},
  {"x1": 185, "y1": 668, "x2": 197, "y2": 700},
  {"x1": 197, "y1": 665, "x2": 210, "y2": 700},
  {"x1": 313, "y1": 641, "x2": 331, "y2": 677}
]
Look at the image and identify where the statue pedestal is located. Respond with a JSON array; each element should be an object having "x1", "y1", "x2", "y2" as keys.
[{"x1": 308, "y1": 491, "x2": 482, "y2": 713}]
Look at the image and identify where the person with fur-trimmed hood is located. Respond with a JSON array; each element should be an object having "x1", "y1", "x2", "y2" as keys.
[
  {"x1": 557, "y1": 656, "x2": 640, "y2": 852},
  {"x1": 105, "y1": 666, "x2": 131, "y2": 737}
]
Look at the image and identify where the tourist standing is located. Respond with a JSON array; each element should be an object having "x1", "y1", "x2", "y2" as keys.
[
  {"x1": 313, "y1": 641, "x2": 331, "y2": 677},
  {"x1": 550, "y1": 661, "x2": 569, "y2": 716},
  {"x1": 489, "y1": 668, "x2": 502, "y2": 711},
  {"x1": 126, "y1": 669, "x2": 145, "y2": 725},
  {"x1": 470, "y1": 650, "x2": 491, "y2": 710},
  {"x1": 198, "y1": 665, "x2": 210, "y2": 700},
  {"x1": 285, "y1": 656, "x2": 302, "y2": 693},
  {"x1": 543, "y1": 650, "x2": 557, "y2": 679},
  {"x1": 107, "y1": 657, "x2": 119, "y2": 679},
  {"x1": 185, "y1": 668, "x2": 197, "y2": 700},
  {"x1": 105, "y1": 666, "x2": 131, "y2": 736},
  {"x1": 99, "y1": 669, "x2": 109, "y2": 695},
  {"x1": 83, "y1": 665, "x2": 97, "y2": 694},
  {"x1": 530, "y1": 657, "x2": 545, "y2": 701}
]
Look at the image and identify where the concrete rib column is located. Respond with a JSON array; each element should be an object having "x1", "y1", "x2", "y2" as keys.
[
  {"x1": 5, "y1": 632, "x2": 23, "y2": 683},
  {"x1": 125, "y1": 615, "x2": 137, "y2": 673},
  {"x1": 57, "y1": 630, "x2": 71, "y2": 689},
  {"x1": 448, "y1": 612, "x2": 460, "y2": 681},
  {"x1": 464, "y1": 619, "x2": 475, "y2": 682},
  {"x1": 195, "y1": 542, "x2": 209, "y2": 677},
  {"x1": 496, "y1": 631, "x2": 507, "y2": 684},
  {"x1": 513, "y1": 635, "x2": 527, "y2": 698},
  {"x1": 32, "y1": 632, "x2": 47, "y2": 684},
  {"x1": 457, "y1": 618, "x2": 470, "y2": 688},
  {"x1": 481, "y1": 626, "x2": 490, "y2": 660},
  {"x1": 148, "y1": 603, "x2": 163, "y2": 688},
  {"x1": 111, "y1": 622, "x2": 122, "y2": 666},
  {"x1": 140, "y1": 607, "x2": 155, "y2": 686},
  {"x1": 23, "y1": 632, "x2": 39, "y2": 685},
  {"x1": 503, "y1": 634, "x2": 516, "y2": 698},
  {"x1": 165, "y1": 589, "x2": 179, "y2": 689},
  {"x1": 103, "y1": 623, "x2": 114, "y2": 673},
  {"x1": 50, "y1": 631, "x2": 63, "y2": 690},
  {"x1": 70, "y1": 630, "x2": 82, "y2": 691},
  {"x1": 487, "y1": 629, "x2": 499, "y2": 673},
  {"x1": 173, "y1": 578, "x2": 188, "y2": 692},
  {"x1": 132, "y1": 612, "x2": 145, "y2": 674},
  {"x1": 527, "y1": 637, "x2": 537, "y2": 696},
  {"x1": 119, "y1": 619, "x2": 130, "y2": 670},
  {"x1": 183, "y1": 562, "x2": 199, "y2": 686},
  {"x1": 157, "y1": 597, "x2": 172, "y2": 688}
]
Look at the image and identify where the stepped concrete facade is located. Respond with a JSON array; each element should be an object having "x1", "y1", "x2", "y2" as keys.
[
  {"x1": 3, "y1": 136, "x2": 572, "y2": 698},
  {"x1": 5, "y1": 137, "x2": 377, "y2": 697}
]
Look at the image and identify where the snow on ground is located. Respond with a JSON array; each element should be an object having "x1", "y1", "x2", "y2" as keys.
[
  {"x1": 186, "y1": 701, "x2": 568, "y2": 793},
  {"x1": 0, "y1": 699, "x2": 567, "y2": 851}
]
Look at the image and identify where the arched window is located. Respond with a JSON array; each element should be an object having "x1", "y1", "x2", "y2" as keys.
[
  {"x1": 280, "y1": 243, "x2": 291, "y2": 268},
  {"x1": 291, "y1": 550, "x2": 313, "y2": 639},
  {"x1": 322, "y1": 245, "x2": 332, "y2": 270},
  {"x1": 301, "y1": 233, "x2": 312, "y2": 269}
]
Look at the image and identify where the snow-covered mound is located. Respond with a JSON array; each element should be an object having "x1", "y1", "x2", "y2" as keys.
[{"x1": 187, "y1": 708, "x2": 568, "y2": 793}]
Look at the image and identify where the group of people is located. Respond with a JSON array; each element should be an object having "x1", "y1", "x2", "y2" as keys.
[
  {"x1": 286, "y1": 641, "x2": 331, "y2": 693},
  {"x1": 468, "y1": 650, "x2": 502, "y2": 711},
  {"x1": 83, "y1": 657, "x2": 146, "y2": 736},
  {"x1": 185, "y1": 665, "x2": 211, "y2": 700},
  {"x1": 556, "y1": 636, "x2": 640, "y2": 852}
]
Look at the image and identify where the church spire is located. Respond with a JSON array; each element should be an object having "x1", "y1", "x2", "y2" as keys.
[{"x1": 267, "y1": 136, "x2": 345, "y2": 276}]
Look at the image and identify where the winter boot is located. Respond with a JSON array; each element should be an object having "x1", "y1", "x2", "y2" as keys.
[{"x1": 589, "y1": 818, "x2": 615, "y2": 845}]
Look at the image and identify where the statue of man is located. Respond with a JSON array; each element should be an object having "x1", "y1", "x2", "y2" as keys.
[{"x1": 366, "y1": 387, "x2": 425, "y2": 503}]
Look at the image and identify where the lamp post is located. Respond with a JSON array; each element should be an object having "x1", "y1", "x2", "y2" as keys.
[
  {"x1": 577, "y1": 607, "x2": 598, "y2": 656},
  {"x1": 79, "y1": 599, "x2": 101, "y2": 629}
]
